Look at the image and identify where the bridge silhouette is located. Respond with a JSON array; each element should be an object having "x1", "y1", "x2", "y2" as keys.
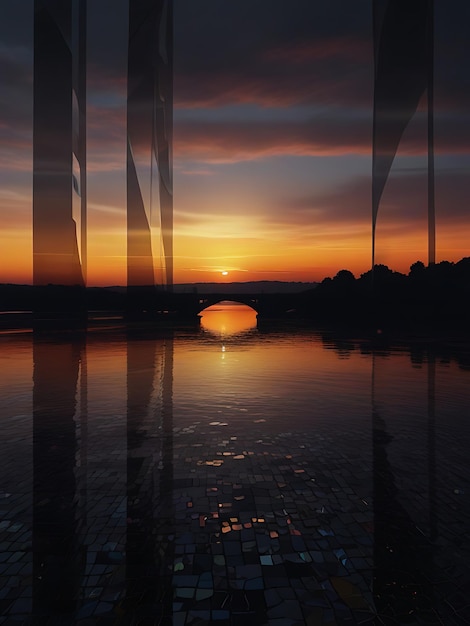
[
  {"x1": 133, "y1": 290, "x2": 303, "y2": 323},
  {"x1": 26, "y1": 284, "x2": 305, "y2": 330}
]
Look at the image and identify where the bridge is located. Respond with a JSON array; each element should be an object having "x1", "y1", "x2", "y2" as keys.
[
  {"x1": 129, "y1": 289, "x2": 306, "y2": 323},
  {"x1": 23, "y1": 284, "x2": 309, "y2": 330}
]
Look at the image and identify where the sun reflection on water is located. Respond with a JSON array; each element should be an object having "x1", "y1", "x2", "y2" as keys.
[{"x1": 200, "y1": 301, "x2": 257, "y2": 336}]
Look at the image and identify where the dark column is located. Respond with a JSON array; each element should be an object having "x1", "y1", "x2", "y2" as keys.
[
  {"x1": 127, "y1": 0, "x2": 173, "y2": 320},
  {"x1": 427, "y1": 1, "x2": 436, "y2": 266},
  {"x1": 33, "y1": 0, "x2": 87, "y2": 327},
  {"x1": 155, "y1": 0, "x2": 173, "y2": 291},
  {"x1": 372, "y1": 0, "x2": 430, "y2": 267}
]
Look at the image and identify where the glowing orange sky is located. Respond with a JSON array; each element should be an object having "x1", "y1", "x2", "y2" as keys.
[{"x1": 1, "y1": 1, "x2": 469, "y2": 286}]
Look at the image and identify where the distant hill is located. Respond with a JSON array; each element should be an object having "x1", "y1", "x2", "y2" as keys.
[{"x1": 172, "y1": 281, "x2": 318, "y2": 294}]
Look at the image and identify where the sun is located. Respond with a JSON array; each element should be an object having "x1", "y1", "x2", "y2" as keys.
[{"x1": 221, "y1": 271, "x2": 229, "y2": 276}]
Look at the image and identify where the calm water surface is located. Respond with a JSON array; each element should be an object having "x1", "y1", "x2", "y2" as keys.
[{"x1": 0, "y1": 303, "x2": 469, "y2": 625}]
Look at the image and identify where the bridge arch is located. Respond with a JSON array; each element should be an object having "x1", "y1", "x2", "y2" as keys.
[{"x1": 196, "y1": 296, "x2": 260, "y2": 315}]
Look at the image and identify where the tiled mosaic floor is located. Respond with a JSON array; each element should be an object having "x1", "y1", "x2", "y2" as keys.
[{"x1": 1, "y1": 420, "x2": 469, "y2": 625}]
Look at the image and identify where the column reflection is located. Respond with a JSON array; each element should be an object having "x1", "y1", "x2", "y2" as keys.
[
  {"x1": 32, "y1": 337, "x2": 86, "y2": 620},
  {"x1": 124, "y1": 333, "x2": 174, "y2": 620},
  {"x1": 371, "y1": 350, "x2": 435, "y2": 621}
]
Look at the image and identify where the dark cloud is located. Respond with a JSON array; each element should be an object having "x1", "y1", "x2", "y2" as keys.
[
  {"x1": 174, "y1": 0, "x2": 470, "y2": 111},
  {"x1": 175, "y1": 46, "x2": 372, "y2": 109},
  {"x1": 434, "y1": 0, "x2": 470, "y2": 110},
  {"x1": 174, "y1": 111, "x2": 470, "y2": 163},
  {"x1": 0, "y1": 44, "x2": 33, "y2": 129},
  {"x1": 174, "y1": 114, "x2": 370, "y2": 161},
  {"x1": 175, "y1": 0, "x2": 370, "y2": 70},
  {"x1": 0, "y1": 3, "x2": 33, "y2": 130},
  {"x1": 0, "y1": 2, "x2": 33, "y2": 47},
  {"x1": 270, "y1": 169, "x2": 470, "y2": 229},
  {"x1": 86, "y1": 0, "x2": 128, "y2": 89},
  {"x1": 174, "y1": 1, "x2": 372, "y2": 109}
]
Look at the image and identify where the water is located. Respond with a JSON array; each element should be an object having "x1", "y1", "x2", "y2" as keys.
[{"x1": 0, "y1": 303, "x2": 469, "y2": 624}]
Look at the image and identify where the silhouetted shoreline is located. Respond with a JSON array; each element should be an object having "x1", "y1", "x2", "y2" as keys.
[
  {"x1": 295, "y1": 258, "x2": 470, "y2": 330},
  {"x1": 1, "y1": 258, "x2": 469, "y2": 335}
]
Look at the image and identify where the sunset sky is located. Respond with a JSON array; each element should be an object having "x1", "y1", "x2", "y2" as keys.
[{"x1": 1, "y1": 0, "x2": 469, "y2": 286}]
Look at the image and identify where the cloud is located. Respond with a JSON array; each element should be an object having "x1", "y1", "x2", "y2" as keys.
[
  {"x1": 175, "y1": 34, "x2": 372, "y2": 110},
  {"x1": 174, "y1": 112, "x2": 470, "y2": 164},
  {"x1": 0, "y1": 43, "x2": 33, "y2": 138},
  {"x1": 175, "y1": 209, "x2": 264, "y2": 240},
  {"x1": 177, "y1": 167, "x2": 215, "y2": 177},
  {"x1": 263, "y1": 37, "x2": 370, "y2": 64},
  {"x1": 86, "y1": 104, "x2": 127, "y2": 172},
  {"x1": 269, "y1": 168, "x2": 470, "y2": 232},
  {"x1": 0, "y1": 188, "x2": 31, "y2": 227},
  {"x1": 174, "y1": 0, "x2": 470, "y2": 113},
  {"x1": 174, "y1": 115, "x2": 369, "y2": 163},
  {"x1": 173, "y1": 1, "x2": 372, "y2": 109}
]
